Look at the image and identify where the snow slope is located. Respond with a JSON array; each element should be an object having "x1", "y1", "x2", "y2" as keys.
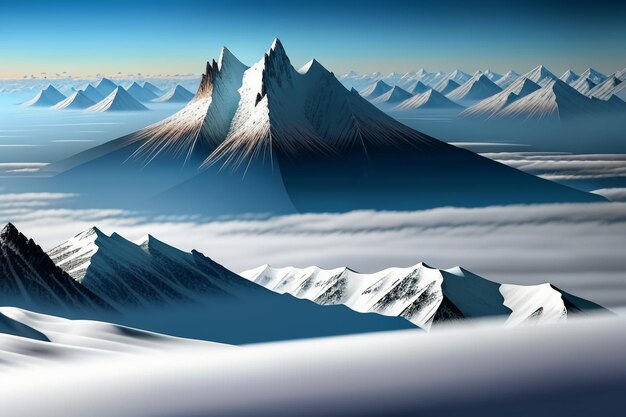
[
  {"x1": 0, "y1": 224, "x2": 108, "y2": 312},
  {"x1": 86, "y1": 86, "x2": 148, "y2": 112},
  {"x1": 82, "y1": 84, "x2": 104, "y2": 102},
  {"x1": 571, "y1": 76, "x2": 597, "y2": 95},
  {"x1": 151, "y1": 84, "x2": 194, "y2": 103},
  {"x1": 579, "y1": 68, "x2": 607, "y2": 85},
  {"x1": 394, "y1": 89, "x2": 462, "y2": 110},
  {"x1": 408, "y1": 80, "x2": 430, "y2": 94},
  {"x1": 588, "y1": 75, "x2": 623, "y2": 100},
  {"x1": 359, "y1": 79, "x2": 392, "y2": 99},
  {"x1": 432, "y1": 78, "x2": 460, "y2": 95},
  {"x1": 560, "y1": 69, "x2": 580, "y2": 84},
  {"x1": 93, "y1": 77, "x2": 117, "y2": 97},
  {"x1": 460, "y1": 77, "x2": 541, "y2": 118},
  {"x1": 483, "y1": 69, "x2": 502, "y2": 82},
  {"x1": 446, "y1": 73, "x2": 502, "y2": 105},
  {"x1": 495, "y1": 70, "x2": 520, "y2": 88},
  {"x1": 371, "y1": 85, "x2": 413, "y2": 104},
  {"x1": 126, "y1": 81, "x2": 159, "y2": 102},
  {"x1": 2, "y1": 313, "x2": 625, "y2": 417},
  {"x1": 21, "y1": 85, "x2": 65, "y2": 107},
  {"x1": 242, "y1": 263, "x2": 603, "y2": 330},
  {"x1": 495, "y1": 78, "x2": 592, "y2": 120},
  {"x1": 142, "y1": 81, "x2": 164, "y2": 96},
  {"x1": 52, "y1": 90, "x2": 96, "y2": 110},
  {"x1": 0, "y1": 307, "x2": 228, "y2": 362},
  {"x1": 522, "y1": 65, "x2": 558, "y2": 86}
]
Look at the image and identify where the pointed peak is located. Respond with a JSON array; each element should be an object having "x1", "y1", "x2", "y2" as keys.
[
  {"x1": 217, "y1": 46, "x2": 245, "y2": 71},
  {"x1": 270, "y1": 38, "x2": 285, "y2": 53},
  {"x1": 1, "y1": 222, "x2": 19, "y2": 238},
  {"x1": 299, "y1": 58, "x2": 324, "y2": 74}
]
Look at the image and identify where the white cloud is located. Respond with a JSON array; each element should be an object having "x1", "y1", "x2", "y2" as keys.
[
  {"x1": 593, "y1": 188, "x2": 626, "y2": 202},
  {"x1": 482, "y1": 152, "x2": 626, "y2": 180},
  {"x1": 1, "y1": 197, "x2": 625, "y2": 309}
]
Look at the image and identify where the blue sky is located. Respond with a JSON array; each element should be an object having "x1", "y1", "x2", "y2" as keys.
[{"x1": 1, "y1": 0, "x2": 625, "y2": 78}]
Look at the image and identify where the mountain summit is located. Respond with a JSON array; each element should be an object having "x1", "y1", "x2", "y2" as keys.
[{"x1": 50, "y1": 39, "x2": 604, "y2": 214}]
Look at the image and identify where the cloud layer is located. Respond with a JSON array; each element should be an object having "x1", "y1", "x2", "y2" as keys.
[{"x1": 1, "y1": 194, "x2": 625, "y2": 309}]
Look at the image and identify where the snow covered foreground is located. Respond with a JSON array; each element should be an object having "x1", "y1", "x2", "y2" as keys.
[{"x1": 1, "y1": 308, "x2": 624, "y2": 417}]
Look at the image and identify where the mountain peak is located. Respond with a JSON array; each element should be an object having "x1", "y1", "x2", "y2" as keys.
[
  {"x1": 270, "y1": 37, "x2": 285, "y2": 54},
  {"x1": 0, "y1": 223, "x2": 21, "y2": 242}
]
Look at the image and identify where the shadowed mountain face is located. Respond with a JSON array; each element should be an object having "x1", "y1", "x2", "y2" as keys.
[
  {"x1": 47, "y1": 39, "x2": 604, "y2": 215},
  {"x1": 0, "y1": 223, "x2": 109, "y2": 313}
]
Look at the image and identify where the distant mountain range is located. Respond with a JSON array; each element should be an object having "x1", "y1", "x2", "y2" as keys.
[
  {"x1": 19, "y1": 78, "x2": 194, "y2": 112},
  {"x1": 343, "y1": 64, "x2": 626, "y2": 120}
]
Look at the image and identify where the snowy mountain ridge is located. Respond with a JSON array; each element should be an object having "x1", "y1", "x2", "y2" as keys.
[{"x1": 242, "y1": 263, "x2": 604, "y2": 329}]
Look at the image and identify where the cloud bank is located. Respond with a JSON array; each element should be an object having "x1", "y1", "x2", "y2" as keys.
[{"x1": 1, "y1": 193, "x2": 625, "y2": 309}]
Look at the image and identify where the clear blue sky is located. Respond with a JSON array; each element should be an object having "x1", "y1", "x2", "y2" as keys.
[{"x1": 1, "y1": 0, "x2": 625, "y2": 78}]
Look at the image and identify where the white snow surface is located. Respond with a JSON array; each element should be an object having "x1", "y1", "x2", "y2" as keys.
[
  {"x1": 241, "y1": 263, "x2": 585, "y2": 329},
  {"x1": 446, "y1": 73, "x2": 502, "y2": 105},
  {"x1": 394, "y1": 89, "x2": 461, "y2": 110},
  {"x1": 1, "y1": 311, "x2": 624, "y2": 417},
  {"x1": 587, "y1": 76, "x2": 623, "y2": 100},
  {"x1": 151, "y1": 84, "x2": 194, "y2": 103},
  {"x1": 460, "y1": 77, "x2": 541, "y2": 118},
  {"x1": 495, "y1": 79, "x2": 599, "y2": 120},
  {"x1": 51, "y1": 90, "x2": 96, "y2": 110},
  {"x1": 495, "y1": 70, "x2": 520, "y2": 88},
  {"x1": 560, "y1": 69, "x2": 580, "y2": 84},
  {"x1": 579, "y1": 68, "x2": 607, "y2": 85},
  {"x1": 359, "y1": 79, "x2": 392, "y2": 99},
  {"x1": 21, "y1": 85, "x2": 66, "y2": 107},
  {"x1": 86, "y1": 86, "x2": 148, "y2": 112},
  {"x1": 370, "y1": 85, "x2": 413, "y2": 104},
  {"x1": 571, "y1": 75, "x2": 597, "y2": 95},
  {"x1": 521, "y1": 65, "x2": 558, "y2": 87}
]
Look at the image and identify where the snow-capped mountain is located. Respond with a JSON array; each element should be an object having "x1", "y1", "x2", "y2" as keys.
[
  {"x1": 408, "y1": 80, "x2": 430, "y2": 94},
  {"x1": 440, "y1": 69, "x2": 471, "y2": 86},
  {"x1": 21, "y1": 85, "x2": 66, "y2": 107},
  {"x1": 460, "y1": 77, "x2": 541, "y2": 118},
  {"x1": 371, "y1": 85, "x2": 413, "y2": 104},
  {"x1": 152, "y1": 85, "x2": 194, "y2": 103},
  {"x1": 359, "y1": 79, "x2": 392, "y2": 99},
  {"x1": 522, "y1": 65, "x2": 558, "y2": 87},
  {"x1": 571, "y1": 76, "x2": 597, "y2": 95},
  {"x1": 432, "y1": 78, "x2": 461, "y2": 95},
  {"x1": 394, "y1": 89, "x2": 462, "y2": 110},
  {"x1": 241, "y1": 263, "x2": 604, "y2": 330},
  {"x1": 560, "y1": 69, "x2": 580, "y2": 84},
  {"x1": 587, "y1": 76, "x2": 623, "y2": 100},
  {"x1": 44, "y1": 226, "x2": 411, "y2": 342},
  {"x1": 50, "y1": 39, "x2": 604, "y2": 214},
  {"x1": 483, "y1": 69, "x2": 502, "y2": 82},
  {"x1": 48, "y1": 227, "x2": 250, "y2": 309},
  {"x1": 126, "y1": 81, "x2": 159, "y2": 102},
  {"x1": 495, "y1": 70, "x2": 520, "y2": 88},
  {"x1": 93, "y1": 77, "x2": 117, "y2": 97},
  {"x1": 446, "y1": 73, "x2": 502, "y2": 105},
  {"x1": 86, "y1": 87, "x2": 148, "y2": 112},
  {"x1": 495, "y1": 79, "x2": 603, "y2": 120},
  {"x1": 579, "y1": 68, "x2": 607, "y2": 85},
  {"x1": 52, "y1": 90, "x2": 96, "y2": 110},
  {"x1": 142, "y1": 81, "x2": 165, "y2": 96},
  {"x1": 82, "y1": 84, "x2": 104, "y2": 102},
  {"x1": 0, "y1": 223, "x2": 108, "y2": 312}
]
